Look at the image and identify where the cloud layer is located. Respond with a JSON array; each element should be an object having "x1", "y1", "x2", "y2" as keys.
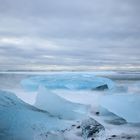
[{"x1": 0, "y1": 0, "x2": 140, "y2": 70}]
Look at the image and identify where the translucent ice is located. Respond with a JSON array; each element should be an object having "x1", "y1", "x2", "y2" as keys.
[
  {"x1": 21, "y1": 73, "x2": 115, "y2": 91},
  {"x1": 0, "y1": 90, "x2": 71, "y2": 140},
  {"x1": 35, "y1": 86, "x2": 89, "y2": 120},
  {"x1": 101, "y1": 93, "x2": 140, "y2": 123}
]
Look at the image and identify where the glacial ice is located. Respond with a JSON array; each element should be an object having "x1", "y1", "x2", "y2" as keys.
[
  {"x1": 1, "y1": 72, "x2": 140, "y2": 140},
  {"x1": 21, "y1": 74, "x2": 115, "y2": 91},
  {"x1": 101, "y1": 93, "x2": 140, "y2": 123},
  {"x1": 35, "y1": 86, "x2": 89, "y2": 120},
  {"x1": 0, "y1": 90, "x2": 71, "y2": 140},
  {"x1": 81, "y1": 118, "x2": 105, "y2": 139}
]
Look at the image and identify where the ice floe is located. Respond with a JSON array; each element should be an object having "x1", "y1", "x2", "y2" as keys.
[
  {"x1": 35, "y1": 86, "x2": 89, "y2": 120},
  {"x1": 0, "y1": 90, "x2": 71, "y2": 140},
  {"x1": 21, "y1": 74, "x2": 115, "y2": 91},
  {"x1": 101, "y1": 93, "x2": 140, "y2": 123}
]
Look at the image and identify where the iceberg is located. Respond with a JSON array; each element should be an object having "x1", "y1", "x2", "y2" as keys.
[
  {"x1": 0, "y1": 90, "x2": 71, "y2": 140},
  {"x1": 21, "y1": 74, "x2": 115, "y2": 91},
  {"x1": 101, "y1": 93, "x2": 140, "y2": 123},
  {"x1": 35, "y1": 86, "x2": 89, "y2": 120}
]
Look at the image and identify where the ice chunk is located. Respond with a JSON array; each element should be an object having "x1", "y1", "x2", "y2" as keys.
[
  {"x1": 0, "y1": 90, "x2": 71, "y2": 140},
  {"x1": 101, "y1": 93, "x2": 140, "y2": 123},
  {"x1": 35, "y1": 86, "x2": 89, "y2": 120},
  {"x1": 81, "y1": 118, "x2": 105, "y2": 139},
  {"x1": 21, "y1": 74, "x2": 115, "y2": 91}
]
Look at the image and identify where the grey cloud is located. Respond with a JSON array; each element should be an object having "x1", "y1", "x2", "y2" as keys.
[{"x1": 0, "y1": 0, "x2": 140, "y2": 70}]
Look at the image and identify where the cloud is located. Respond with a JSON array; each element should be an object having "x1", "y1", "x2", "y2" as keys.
[{"x1": 0, "y1": 0, "x2": 140, "y2": 70}]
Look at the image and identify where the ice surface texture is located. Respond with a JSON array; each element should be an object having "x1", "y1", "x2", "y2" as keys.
[
  {"x1": 0, "y1": 90, "x2": 70, "y2": 140},
  {"x1": 101, "y1": 93, "x2": 140, "y2": 123},
  {"x1": 35, "y1": 86, "x2": 89, "y2": 120},
  {"x1": 81, "y1": 118, "x2": 105, "y2": 139},
  {"x1": 21, "y1": 73, "x2": 115, "y2": 91}
]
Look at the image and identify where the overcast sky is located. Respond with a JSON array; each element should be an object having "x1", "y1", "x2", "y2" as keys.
[{"x1": 0, "y1": 0, "x2": 140, "y2": 70}]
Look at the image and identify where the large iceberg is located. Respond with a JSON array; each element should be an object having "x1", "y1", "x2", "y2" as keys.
[
  {"x1": 35, "y1": 86, "x2": 89, "y2": 120},
  {"x1": 21, "y1": 73, "x2": 115, "y2": 91},
  {"x1": 101, "y1": 93, "x2": 140, "y2": 123},
  {"x1": 0, "y1": 90, "x2": 71, "y2": 140}
]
